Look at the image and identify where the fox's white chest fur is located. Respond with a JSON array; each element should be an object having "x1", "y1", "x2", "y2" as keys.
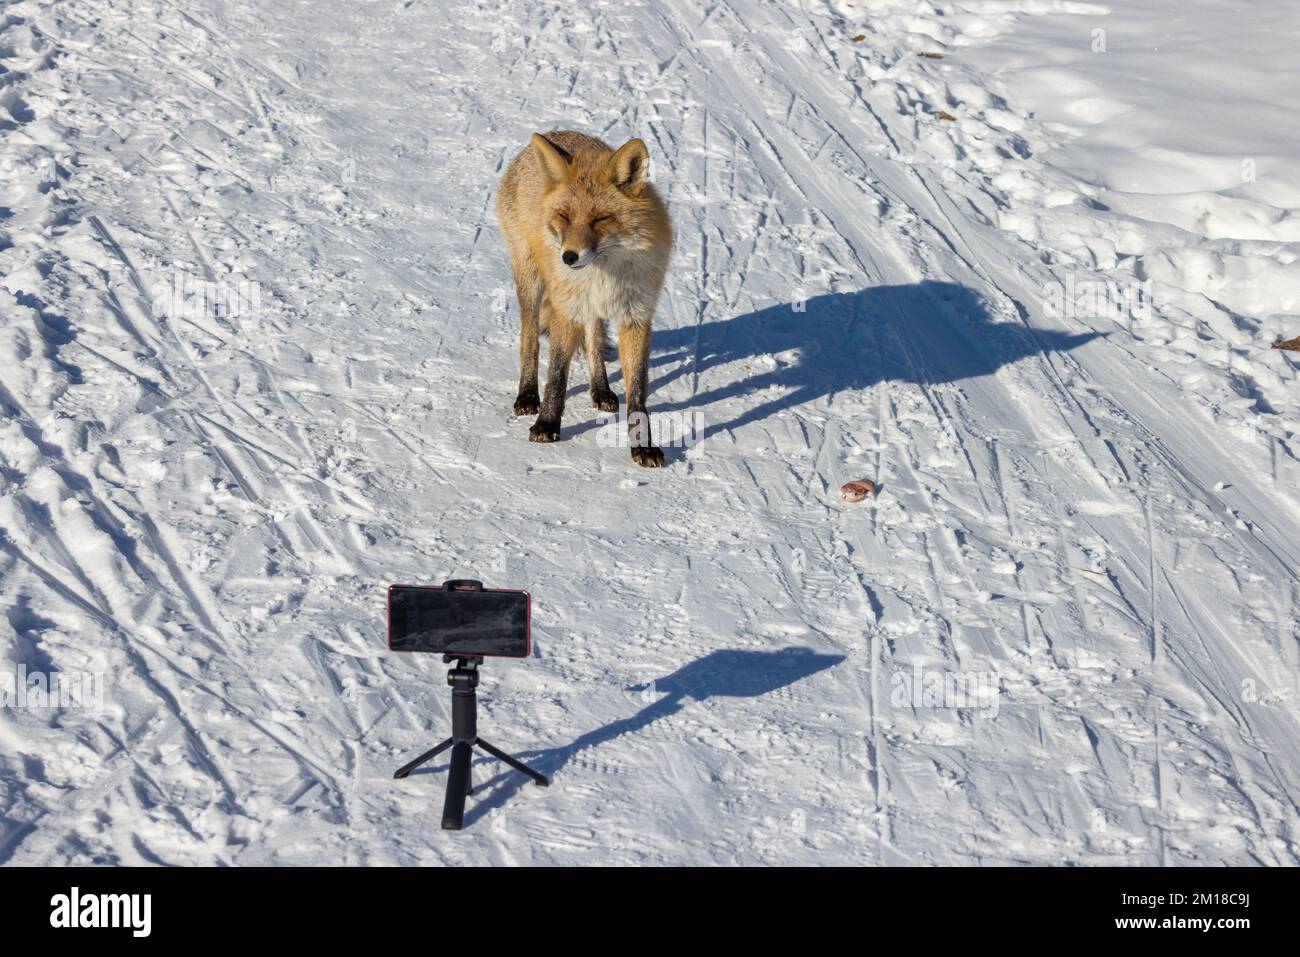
[{"x1": 548, "y1": 245, "x2": 667, "y2": 331}]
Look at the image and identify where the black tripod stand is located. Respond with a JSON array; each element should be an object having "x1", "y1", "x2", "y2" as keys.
[{"x1": 393, "y1": 654, "x2": 549, "y2": 830}]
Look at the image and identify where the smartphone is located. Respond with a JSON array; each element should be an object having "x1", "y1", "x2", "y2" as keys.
[{"x1": 387, "y1": 582, "x2": 531, "y2": 658}]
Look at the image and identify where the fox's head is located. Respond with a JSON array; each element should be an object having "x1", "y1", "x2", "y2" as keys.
[{"x1": 531, "y1": 133, "x2": 654, "y2": 270}]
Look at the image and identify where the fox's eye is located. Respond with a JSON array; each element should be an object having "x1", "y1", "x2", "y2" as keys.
[
  {"x1": 556, "y1": 213, "x2": 570, "y2": 224},
  {"x1": 592, "y1": 215, "x2": 612, "y2": 226}
]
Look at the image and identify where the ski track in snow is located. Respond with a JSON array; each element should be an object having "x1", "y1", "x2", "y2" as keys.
[{"x1": 0, "y1": 0, "x2": 1297, "y2": 864}]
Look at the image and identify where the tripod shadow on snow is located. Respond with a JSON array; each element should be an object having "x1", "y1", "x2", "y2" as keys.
[
  {"x1": 459, "y1": 647, "x2": 843, "y2": 828},
  {"x1": 568, "y1": 281, "x2": 1101, "y2": 445}
]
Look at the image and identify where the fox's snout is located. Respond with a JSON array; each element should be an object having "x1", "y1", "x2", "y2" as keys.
[
  {"x1": 561, "y1": 244, "x2": 591, "y2": 269},
  {"x1": 560, "y1": 247, "x2": 593, "y2": 269},
  {"x1": 558, "y1": 226, "x2": 596, "y2": 269}
]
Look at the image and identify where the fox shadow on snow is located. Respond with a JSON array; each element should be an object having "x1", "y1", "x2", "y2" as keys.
[
  {"x1": 564, "y1": 280, "x2": 1101, "y2": 446},
  {"x1": 418, "y1": 647, "x2": 844, "y2": 828}
]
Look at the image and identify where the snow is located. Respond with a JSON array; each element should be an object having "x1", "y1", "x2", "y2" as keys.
[{"x1": 1, "y1": 0, "x2": 1298, "y2": 864}]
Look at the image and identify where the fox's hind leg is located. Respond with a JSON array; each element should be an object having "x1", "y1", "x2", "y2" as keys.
[
  {"x1": 586, "y1": 320, "x2": 618, "y2": 413},
  {"x1": 512, "y1": 265, "x2": 542, "y2": 416}
]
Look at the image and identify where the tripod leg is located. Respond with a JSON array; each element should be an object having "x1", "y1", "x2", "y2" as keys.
[
  {"x1": 394, "y1": 738, "x2": 453, "y2": 779},
  {"x1": 441, "y1": 741, "x2": 473, "y2": 830},
  {"x1": 477, "y1": 737, "x2": 550, "y2": 786}
]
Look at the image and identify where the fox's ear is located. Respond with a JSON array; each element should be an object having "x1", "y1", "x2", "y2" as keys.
[
  {"x1": 531, "y1": 133, "x2": 572, "y2": 186},
  {"x1": 608, "y1": 138, "x2": 649, "y2": 196}
]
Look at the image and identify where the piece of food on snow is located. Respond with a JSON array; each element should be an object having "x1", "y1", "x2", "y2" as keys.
[{"x1": 840, "y1": 480, "x2": 876, "y2": 503}]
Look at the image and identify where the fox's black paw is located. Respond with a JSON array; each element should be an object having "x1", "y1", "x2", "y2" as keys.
[
  {"x1": 591, "y1": 388, "x2": 619, "y2": 413},
  {"x1": 529, "y1": 419, "x2": 562, "y2": 443},
  {"x1": 631, "y1": 445, "x2": 664, "y2": 468},
  {"x1": 514, "y1": 390, "x2": 540, "y2": 416}
]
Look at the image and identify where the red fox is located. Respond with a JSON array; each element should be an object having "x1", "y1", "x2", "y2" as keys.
[{"x1": 497, "y1": 130, "x2": 673, "y2": 467}]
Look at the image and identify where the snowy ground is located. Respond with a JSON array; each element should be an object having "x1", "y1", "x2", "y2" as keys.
[{"x1": 1, "y1": 0, "x2": 1298, "y2": 865}]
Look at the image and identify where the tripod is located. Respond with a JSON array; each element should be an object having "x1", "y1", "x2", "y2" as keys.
[{"x1": 393, "y1": 654, "x2": 549, "y2": 830}]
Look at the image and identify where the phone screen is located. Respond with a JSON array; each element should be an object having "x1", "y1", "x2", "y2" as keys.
[{"x1": 388, "y1": 585, "x2": 530, "y2": 658}]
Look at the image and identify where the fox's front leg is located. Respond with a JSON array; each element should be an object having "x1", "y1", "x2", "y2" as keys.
[
  {"x1": 618, "y1": 321, "x2": 663, "y2": 467},
  {"x1": 513, "y1": 273, "x2": 542, "y2": 415},
  {"x1": 531, "y1": 305, "x2": 579, "y2": 443},
  {"x1": 587, "y1": 320, "x2": 618, "y2": 413}
]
